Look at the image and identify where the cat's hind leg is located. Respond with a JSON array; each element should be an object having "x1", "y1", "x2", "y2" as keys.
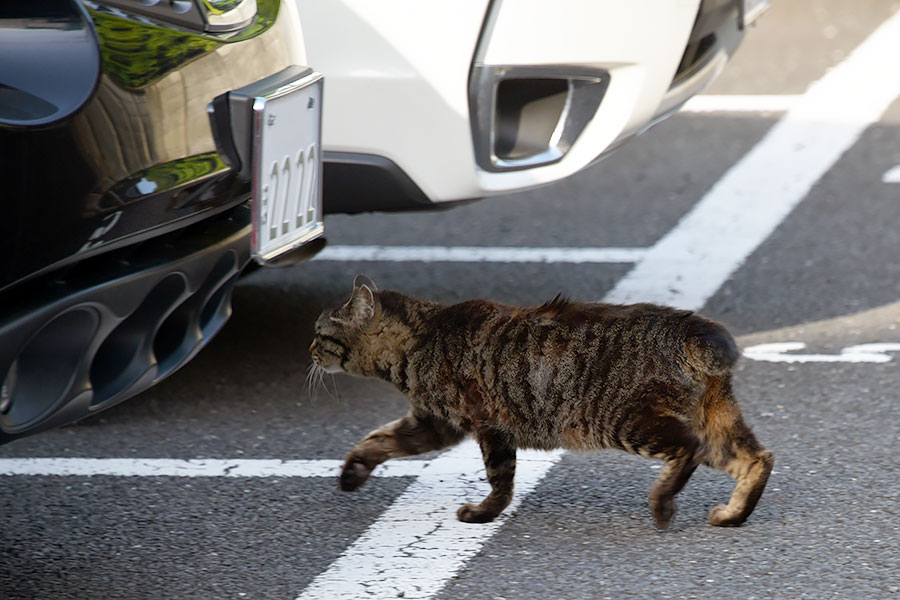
[
  {"x1": 457, "y1": 428, "x2": 516, "y2": 524},
  {"x1": 697, "y1": 378, "x2": 774, "y2": 527},
  {"x1": 340, "y1": 409, "x2": 465, "y2": 491},
  {"x1": 706, "y1": 435, "x2": 773, "y2": 527},
  {"x1": 649, "y1": 448, "x2": 699, "y2": 529},
  {"x1": 636, "y1": 410, "x2": 701, "y2": 529}
]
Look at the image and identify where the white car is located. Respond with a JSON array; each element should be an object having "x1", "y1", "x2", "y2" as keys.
[{"x1": 298, "y1": 0, "x2": 768, "y2": 213}]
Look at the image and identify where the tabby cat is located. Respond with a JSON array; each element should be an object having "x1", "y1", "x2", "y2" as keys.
[{"x1": 310, "y1": 279, "x2": 773, "y2": 529}]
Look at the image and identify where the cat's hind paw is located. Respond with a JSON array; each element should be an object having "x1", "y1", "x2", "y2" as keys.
[
  {"x1": 708, "y1": 504, "x2": 746, "y2": 527},
  {"x1": 339, "y1": 458, "x2": 372, "y2": 492},
  {"x1": 650, "y1": 497, "x2": 675, "y2": 530},
  {"x1": 456, "y1": 502, "x2": 499, "y2": 524}
]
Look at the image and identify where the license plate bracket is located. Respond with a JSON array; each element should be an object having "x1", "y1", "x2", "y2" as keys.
[{"x1": 208, "y1": 66, "x2": 325, "y2": 265}]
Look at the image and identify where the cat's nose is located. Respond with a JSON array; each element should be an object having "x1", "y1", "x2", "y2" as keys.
[{"x1": 309, "y1": 339, "x2": 318, "y2": 353}]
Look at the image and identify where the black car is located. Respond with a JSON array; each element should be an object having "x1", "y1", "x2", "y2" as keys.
[{"x1": 0, "y1": 0, "x2": 325, "y2": 444}]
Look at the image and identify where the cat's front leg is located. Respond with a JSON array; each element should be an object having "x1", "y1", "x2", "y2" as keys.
[
  {"x1": 457, "y1": 429, "x2": 517, "y2": 523},
  {"x1": 340, "y1": 409, "x2": 465, "y2": 491}
]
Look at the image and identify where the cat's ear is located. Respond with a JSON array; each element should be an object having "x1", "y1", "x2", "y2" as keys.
[
  {"x1": 353, "y1": 274, "x2": 377, "y2": 292},
  {"x1": 347, "y1": 284, "x2": 376, "y2": 326}
]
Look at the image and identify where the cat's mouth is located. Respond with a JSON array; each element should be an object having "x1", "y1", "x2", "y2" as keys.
[
  {"x1": 309, "y1": 337, "x2": 347, "y2": 374},
  {"x1": 309, "y1": 340, "x2": 344, "y2": 374}
]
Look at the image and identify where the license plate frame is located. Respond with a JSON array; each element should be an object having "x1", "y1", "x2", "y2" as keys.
[
  {"x1": 250, "y1": 71, "x2": 324, "y2": 264},
  {"x1": 740, "y1": 0, "x2": 771, "y2": 28}
]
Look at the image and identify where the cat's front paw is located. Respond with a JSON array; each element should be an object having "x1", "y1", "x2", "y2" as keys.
[
  {"x1": 456, "y1": 502, "x2": 498, "y2": 524},
  {"x1": 708, "y1": 504, "x2": 745, "y2": 527},
  {"x1": 339, "y1": 458, "x2": 372, "y2": 492}
]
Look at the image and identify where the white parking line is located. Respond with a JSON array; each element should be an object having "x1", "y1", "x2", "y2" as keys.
[
  {"x1": 681, "y1": 94, "x2": 800, "y2": 113},
  {"x1": 297, "y1": 441, "x2": 562, "y2": 600},
  {"x1": 605, "y1": 11, "x2": 900, "y2": 310},
  {"x1": 0, "y1": 457, "x2": 425, "y2": 478},
  {"x1": 883, "y1": 165, "x2": 900, "y2": 183},
  {"x1": 744, "y1": 342, "x2": 900, "y2": 363},
  {"x1": 315, "y1": 245, "x2": 647, "y2": 264}
]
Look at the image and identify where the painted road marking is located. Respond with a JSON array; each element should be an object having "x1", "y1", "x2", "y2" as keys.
[
  {"x1": 0, "y1": 444, "x2": 562, "y2": 600},
  {"x1": 744, "y1": 342, "x2": 900, "y2": 363},
  {"x1": 315, "y1": 245, "x2": 647, "y2": 264},
  {"x1": 605, "y1": 11, "x2": 900, "y2": 310},
  {"x1": 297, "y1": 442, "x2": 562, "y2": 600},
  {"x1": 0, "y1": 457, "x2": 425, "y2": 478},
  {"x1": 883, "y1": 165, "x2": 900, "y2": 183},
  {"x1": 681, "y1": 94, "x2": 800, "y2": 113}
]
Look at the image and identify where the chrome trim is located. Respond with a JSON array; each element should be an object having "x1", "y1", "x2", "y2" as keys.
[
  {"x1": 204, "y1": 0, "x2": 258, "y2": 32},
  {"x1": 740, "y1": 0, "x2": 771, "y2": 29},
  {"x1": 94, "y1": 0, "x2": 258, "y2": 33},
  {"x1": 469, "y1": 65, "x2": 610, "y2": 173},
  {"x1": 654, "y1": 46, "x2": 730, "y2": 120},
  {"x1": 653, "y1": 10, "x2": 743, "y2": 121}
]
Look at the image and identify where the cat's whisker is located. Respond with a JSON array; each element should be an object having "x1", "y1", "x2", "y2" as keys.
[
  {"x1": 318, "y1": 369, "x2": 338, "y2": 401},
  {"x1": 306, "y1": 361, "x2": 326, "y2": 404},
  {"x1": 304, "y1": 360, "x2": 341, "y2": 403},
  {"x1": 327, "y1": 373, "x2": 341, "y2": 402}
]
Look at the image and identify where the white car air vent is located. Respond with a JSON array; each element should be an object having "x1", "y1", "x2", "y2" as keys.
[{"x1": 469, "y1": 65, "x2": 610, "y2": 172}]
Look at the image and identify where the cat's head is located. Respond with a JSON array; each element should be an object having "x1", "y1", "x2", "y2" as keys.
[{"x1": 309, "y1": 278, "x2": 378, "y2": 375}]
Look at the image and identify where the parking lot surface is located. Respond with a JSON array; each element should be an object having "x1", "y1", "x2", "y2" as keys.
[{"x1": 3, "y1": 2, "x2": 900, "y2": 598}]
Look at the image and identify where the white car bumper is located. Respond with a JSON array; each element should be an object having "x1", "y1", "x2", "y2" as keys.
[{"x1": 298, "y1": 0, "x2": 744, "y2": 210}]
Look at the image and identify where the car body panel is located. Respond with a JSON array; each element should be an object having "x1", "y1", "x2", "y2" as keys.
[
  {"x1": 299, "y1": 0, "x2": 490, "y2": 204},
  {"x1": 301, "y1": 0, "x2": 746, "y2": 209},
  {"x1": 0, "y1": 0, "x2": 308, "y2": 292},
  {"x1": 300, "y1": 0, "x2": 732, "y2": 205},
  {"x1": 0, "y1": 0, "x2": 317, "y2": 443},
  {"x1": 0, "y1": 2, "x2": 101, "y2": 128}
]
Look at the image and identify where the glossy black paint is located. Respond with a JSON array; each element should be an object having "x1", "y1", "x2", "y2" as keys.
[
  {"x1": 0, "y1": 1, "x2": 101, "y2": 128},
  {"x1": 0, "y1": 0, "x2": 302, "y2": 443},
  {"x1": 0, "y1": 208, "x2": 251, "y2": 444},
  {"x1": 0, "y1": 0, "x2": 285, "y2": 293}
]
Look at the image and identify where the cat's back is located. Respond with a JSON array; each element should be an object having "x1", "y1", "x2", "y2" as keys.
[
  {"x1": 528, "y1": 298, "x2": 738, "y2": 375},
  {"x1": 522, "y1": 297, "x2": 692, "y2": 347},
  {"x1": 421, "y1": 295, "x2": 737, "y2": 384}
]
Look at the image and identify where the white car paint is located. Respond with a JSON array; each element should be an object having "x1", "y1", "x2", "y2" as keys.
[
  {"x1": 297, "y1": 0, "x2": 489, "y2": 202},
  {"x1": 297, "y1": 0, "x2": 708, "y2": 203}
]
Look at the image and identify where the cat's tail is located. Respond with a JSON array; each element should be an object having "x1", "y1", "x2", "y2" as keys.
[{"x1": 684, "y1": 316, "x2": 740, "y2": 376}]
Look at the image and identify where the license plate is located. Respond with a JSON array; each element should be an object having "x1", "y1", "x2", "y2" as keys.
[
  {"x1": 251, "y1": 71, "x2": 324, "y2": 263},
  {"x1": 741, "y1": 0, "x2": 771, "y2": 28}
]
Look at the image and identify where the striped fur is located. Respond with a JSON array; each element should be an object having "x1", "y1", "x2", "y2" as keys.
[{"x1": 311, "y1": 283, "x2": 773, "y2": 528}]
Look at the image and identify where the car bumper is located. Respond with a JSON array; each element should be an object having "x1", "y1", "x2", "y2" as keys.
[
  {"x1": 301, "y1": 0, "x2": 745, "y2": 210},
  {"x1": 0, "y1": 207, "x2": 251, "y2": 444}
]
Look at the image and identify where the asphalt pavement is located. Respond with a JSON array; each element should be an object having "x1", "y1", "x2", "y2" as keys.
[{"x1": 3, "y1": 1, "x2": 899, "y2": 599}]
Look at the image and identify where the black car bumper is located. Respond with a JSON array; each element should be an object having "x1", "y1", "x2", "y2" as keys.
[{"x1": 0, "y1": 206, "x2": 250, "y2": 444}]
